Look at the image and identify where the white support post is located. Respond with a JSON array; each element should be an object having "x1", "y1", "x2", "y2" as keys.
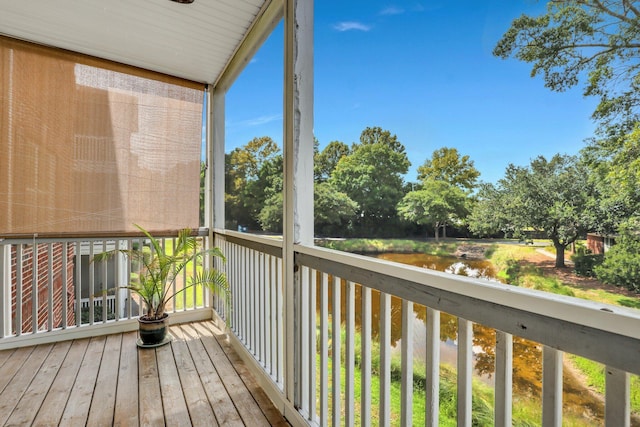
[
  {"x1": 457, "y1": 318, "x2": 473, "y2": 427},
  {"x1": 542, "y1": 346, "x2": 563, "y2": 427},
  {"x1": 206, "y1": 84, "x2": 226, "y2": 313},
  {"x1": 426, "y1": 308, "x2": 440, "y2": 427},
  {"x1": 209, "y1": 86, "x2": 226, "y2": 232},
  {"x1": 0, "y1": 244, "x2": 11, "y2": 337},
  {"x1": 283, "y1": 0, "x2": 314, "y2": 405},
  {"x1": 401, "y1": 299, "x2": 414, "y2": 426},
  {"x1": 495, "y1": 331, "x2": 513, "y2": 427},
  {"x1": 605, "y1": 366, "x2": 630, "y2": 427}
]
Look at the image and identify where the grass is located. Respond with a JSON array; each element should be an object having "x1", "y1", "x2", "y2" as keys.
[
  {"x1": 147, "y1": 237, "x2": 208, "y2": 311},
  {"x1": 568, "y1": 356, "x2": 640, "y2": 410},
  {"x1": 321, "y1": 238, "x2": 640, "y2": 422},
  {"x1": 317, "y1": 238, "x2": 461, "y2": 256},
  {"x1": 321, "y1": 316, "x2": 595, "y2": 426},
  {"x1": 488, "y1": 243, "x2": 640, "y2": 417}
]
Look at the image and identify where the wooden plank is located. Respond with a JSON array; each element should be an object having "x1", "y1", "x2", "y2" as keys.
[
  {"x1": 0, "y1": 346, "x2": 33, "y2": 393},
  {"x1": 86, "y1": 334, "x2": 122, "y2": 426},
  {"x1": 171, "y1": 325, "x2": 217, "y2": 427},
  {"x1": 192, "y1": 321, "x2": 273, "y2": 427},
  {"x1": 4, "y1": 341, "x2": 70, "y2": 426},
  {"x1": 138, "y1": 342, "x2": 165, "y2": 426},
  {"x1": 113, "y1": 332, "x2": 139, "y2": 427},
  {"x1": 33, "y1": 338, "x2": 90, "y2": 426},
  {"x1": 0, "y1": 348, "x2": 15, "y2": 369},
  {"x1": 208, "y1": 324, "x2": 289, "y2": 427},
  {"x1": 156, "y1": 331, "x2": 190, "y2": 426},
  {"x1": 59, "y1": 336, "x2": 106, "y2": 426},
  {"x1": 0, "y1": 343, "x2": 53, "y2": 425},
  {"x1": 180, "y1": 324, "x2": 241, "y2": 426}
]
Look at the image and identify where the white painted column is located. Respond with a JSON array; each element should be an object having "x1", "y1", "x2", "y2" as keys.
[
  {"x1": 0, "y1": 244, "x2": 11, "y2": 337},
  {"x1": 117, "y1": 240, "x2": 129, "y2": 319},
  {"x1": 209, "y1": 86, "x2": 226, "y2": 232},
  {"x1": 205, "y1": 85, "x2": 227, "y2": 313},
  {"x1": 283, "y1": 0, "x2": 314, "y2": 405}
]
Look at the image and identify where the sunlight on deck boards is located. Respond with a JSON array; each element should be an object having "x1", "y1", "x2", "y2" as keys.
[{"x1": 0, "y1": 320, "x2": 289, "y2": 426}]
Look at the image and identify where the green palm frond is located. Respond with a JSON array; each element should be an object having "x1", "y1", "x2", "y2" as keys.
[{"x1": 90, "y1": 224, "x2": 228, "y2": 320}]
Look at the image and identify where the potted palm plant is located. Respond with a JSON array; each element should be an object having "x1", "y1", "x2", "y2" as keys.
[{"x1": 92, "y1": 224, "x2": 228, "y2": 347}]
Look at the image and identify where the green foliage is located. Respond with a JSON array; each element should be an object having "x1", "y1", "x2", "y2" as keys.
[
  {"x1": 571, "y1": 251, "x2": 604, "y2": 277},
  {"x1": 316, "y1": 238, "x2": 461, "y2": 255},
  {"x1": 330, "y1": 127, "x2": 410, "y2": 234},
  {"x1": 80, "y1": 305, "x2": 116, "y2": 324},
  {"x1": 469, "y1": 154, "x2": 594, "y2": 267},
  {"x1": 359, "y1": 126, "x2": 405, "y2": 153},
  {"x1": 569, "y1": 356, "x2": 640, "y2": 415},
  {"x1": 225, "y1": 136, "x2": 281, "y2": 230},
  {"x1": 582, "y1": 125, "x2": 640, "y2": 234},
  {"x1": 417, "y1": 147, "x2": 480, "y2": 192},
  {"x1": 494, "y1": 0, "x2": 640, "y2": 134},
  {"x1": 314, "y1": 182, "x2": 358, "y2": 236},
  {"x1": 314, "y1": 140, "x2": 350, "y2": 182},
  {"x1": 595, "y1": 232, "x2": 640, "y2": 292},
  {"x1": 91, "y1": 225, "x2": 228, "y2": 320},
  {"x1": 397, "y1": 179, "x2": 469, "y2": 239},
  {"x1": 258, "y1": 192, "x2": 283, "y2": 233}
]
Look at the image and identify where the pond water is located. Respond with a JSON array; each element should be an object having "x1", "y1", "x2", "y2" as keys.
[{"x1": 366, "y1": 252, "x2": 607, "y2": 423}]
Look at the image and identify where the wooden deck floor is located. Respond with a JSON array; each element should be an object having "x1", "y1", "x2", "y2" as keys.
[{"x1": 0, "y1": 320, "x2": 289, "y2": 426}]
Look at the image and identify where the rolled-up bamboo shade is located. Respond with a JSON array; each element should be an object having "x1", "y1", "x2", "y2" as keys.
[{"x1": 0, "y1": 36, "x2": 204, "y2": 236}]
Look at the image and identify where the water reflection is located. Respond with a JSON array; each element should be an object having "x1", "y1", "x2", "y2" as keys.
[{"x1": 337, "y1": 252, "x2": 607, "y2": 422}]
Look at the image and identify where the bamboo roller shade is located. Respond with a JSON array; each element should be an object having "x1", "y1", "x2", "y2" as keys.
[{"x1": 0, "y1": 36, "x2": 205, "y2": 236}]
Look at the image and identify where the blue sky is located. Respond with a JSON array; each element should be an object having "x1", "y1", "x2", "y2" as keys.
[{"x1": 224, "y1": 1, "x2": 598, "y2": 184}]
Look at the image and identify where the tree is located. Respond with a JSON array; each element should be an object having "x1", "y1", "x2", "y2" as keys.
[
  {"x1": 417, "y1": 147, "x2": 480, "y2": 192},
  {"x1": 359, "y1": 126, "x2": 406, "y2": 154},
  {"x1": 582, "y1": 124, "x2": 640, "y2": 233},
  {"x1": 594, "y1": 220, "x2": 640, "y2": 292},
  {"x1": 330, "y1": 129, "x2": 410, "y2": 234},
  {"x1": 315, "y1": 182, "x2": 359, "y2": 236},
  {"x1": 258, "y1": 181, "x2": 358, "y2": 235},
  {"x1": 314, "y1": 140, "x2": 350, "y2": 182},
  {"x1": 397, "y1": 179, "x2": 469, "y2": 240},
  {"x1": 399, "y1": 148, "x2": 479, "y2": 238},
  {"x1": 225, "y1": 137, "x2": 280, "y2": 230},
  {"x1": 494, "y1": 0, "x2": 640, "y2": 135},
  {"x1": 469, "y1": 154, "x2": 594, "y2": 267},
  {"x1": 466, "y1": 183, "x2": 509, "y2": 237},
  {"x1": 258, "y1": 192, "x2": 283, "y2": 233}
]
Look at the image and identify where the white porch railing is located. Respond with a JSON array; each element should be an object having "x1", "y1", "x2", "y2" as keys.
[
  {"x1": 0, "y1": 232, "x2": 216, "y2": 348},
  {"x1": 77, "y1": 295, "x2": 117, "y2": 319},
  {"x1": 2, "y1": 230, "x2": 639, "y2": 425},
  {"x1": 213, "y1": 231, "x2": 640, "y2": 427}
]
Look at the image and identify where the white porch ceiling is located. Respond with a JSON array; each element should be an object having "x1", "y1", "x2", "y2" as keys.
[{"x1": 0, "y1": 0, "x2": 272, "y2": 84}]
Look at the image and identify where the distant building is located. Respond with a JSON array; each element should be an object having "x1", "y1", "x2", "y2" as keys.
[{"x1": 586, "y1": 233, "x2": 617, "y2": 255}]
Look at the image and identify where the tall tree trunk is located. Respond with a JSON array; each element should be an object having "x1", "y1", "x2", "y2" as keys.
[
  {"x1": 554, "y1": 241, "x2": 565, "y2": 268},
  {"x1": 442, "y1": 224, "x2": 447, "y2": 239},
  {"x1": 434, "y1": 223, "x2": 439, "y2": 241}
]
